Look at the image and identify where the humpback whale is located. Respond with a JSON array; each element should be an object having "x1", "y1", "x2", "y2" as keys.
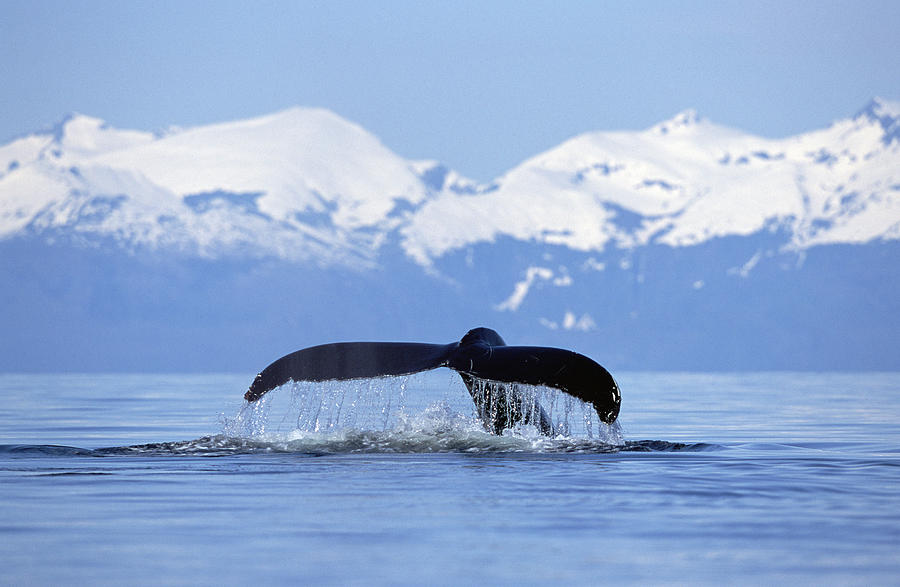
[{"x1": 245, "y1": 327, "x2": 620, "y2": 434}]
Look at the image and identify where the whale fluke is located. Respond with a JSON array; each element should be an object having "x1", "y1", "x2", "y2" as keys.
[{"x1": 245, "y1": 327, "x2": 620, "y2": 433}]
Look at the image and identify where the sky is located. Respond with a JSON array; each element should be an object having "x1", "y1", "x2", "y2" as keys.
[{"x1": 2, "y1": 0, "x2": 899, "y2": 182}]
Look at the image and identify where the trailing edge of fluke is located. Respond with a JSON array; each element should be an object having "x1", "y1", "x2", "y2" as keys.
[{"x1": 245, "y1": 327, "x2": 620, "y2": 434}]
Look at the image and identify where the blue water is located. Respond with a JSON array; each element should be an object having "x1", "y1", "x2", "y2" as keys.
[{"x1": 1, "y1": 372, "x2": 899, "y2": 585}]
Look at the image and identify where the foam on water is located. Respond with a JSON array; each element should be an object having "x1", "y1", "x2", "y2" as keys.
[{"x1": 0, "y1": 436, "x2": 709, "y2": 457}]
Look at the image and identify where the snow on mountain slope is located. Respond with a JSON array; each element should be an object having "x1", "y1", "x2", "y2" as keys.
[
  {"x1": 400, "y1": 99, "x2": 900, "y2": 264},
  {"x1": 0, "y1": 114, "x2": 155, "y2": 175},
  {"x1": 1, "y1": 100, "x2": 898, "y2": 267},
  {"x1": 0, "y1": 135, "x2": 51, "y2": 178},
  {"x1": 0, "y1": 108, "x2": 431, "y2": 265},
  {"x1": 92, "y1": 108, "x2": 426, "y2": 230}
]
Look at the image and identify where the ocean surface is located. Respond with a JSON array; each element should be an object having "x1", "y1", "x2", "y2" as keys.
[{"x1": 1, "y1": 371, "x2": 899, "y2": 585}]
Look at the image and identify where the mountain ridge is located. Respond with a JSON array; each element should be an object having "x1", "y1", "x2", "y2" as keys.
[
  {"x1": 2, "y1": 99, "x2": 898, "y2": 268},
  {"x1": 1, "y1": 101, "x2": 898, "y2": 371}
]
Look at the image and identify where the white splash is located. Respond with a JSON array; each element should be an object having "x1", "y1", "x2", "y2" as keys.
[{"x1": 220, "y1": 372, "x2": 625, "y2": 452}]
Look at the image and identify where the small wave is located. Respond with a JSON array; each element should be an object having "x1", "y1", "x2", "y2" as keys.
[
  {"x1": 0, "y1": 444, "x2": 96, "y2": 457},
  {"x1": 1, "y1": 437, "x2": 715, "y2": 458},
  {"x1": 107, "y1": 434, "x2": 715, "y2": 455}
]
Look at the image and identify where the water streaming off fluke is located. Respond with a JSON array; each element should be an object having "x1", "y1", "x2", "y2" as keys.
[{"x1": 219, "y1": 374, "x2": 630, "y2": 453}]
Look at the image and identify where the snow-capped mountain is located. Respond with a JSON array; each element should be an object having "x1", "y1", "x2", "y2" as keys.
[
  {"x1": 2, "y1": 99, "x2": 898, "y2": 266},
  {"x1": 402, "y1": 98, "x2": 900, "y2": 264},
  {"x1": 1, "y1": 100, "x2": 898, "y2": 372},
  {"x1": 0, "y1": 108, "x2": 433, "y2": 266}
]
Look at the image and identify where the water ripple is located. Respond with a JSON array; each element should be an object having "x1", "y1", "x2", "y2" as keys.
[{"x1": 1, "y1": 435, "x2": 716, "y2": 457}]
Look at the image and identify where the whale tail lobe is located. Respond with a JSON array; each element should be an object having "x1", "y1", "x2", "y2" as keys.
[{"x1": 245, "y1": 341, "x2": 456, "y2": 401}]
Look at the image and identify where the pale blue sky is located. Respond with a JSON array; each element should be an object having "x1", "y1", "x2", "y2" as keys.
[{"x1": 2, "y1": 0, "x2": 898, "y2": 181}]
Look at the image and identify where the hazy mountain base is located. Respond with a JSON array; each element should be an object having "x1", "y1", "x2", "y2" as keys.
[{"x1": 1, "y1": 234, "x2": 898, "y2": 372}]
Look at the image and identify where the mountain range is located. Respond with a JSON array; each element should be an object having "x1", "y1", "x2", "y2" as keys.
[{"x1": 1, "y1": 99, "x2": 898, "y2": 372}]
